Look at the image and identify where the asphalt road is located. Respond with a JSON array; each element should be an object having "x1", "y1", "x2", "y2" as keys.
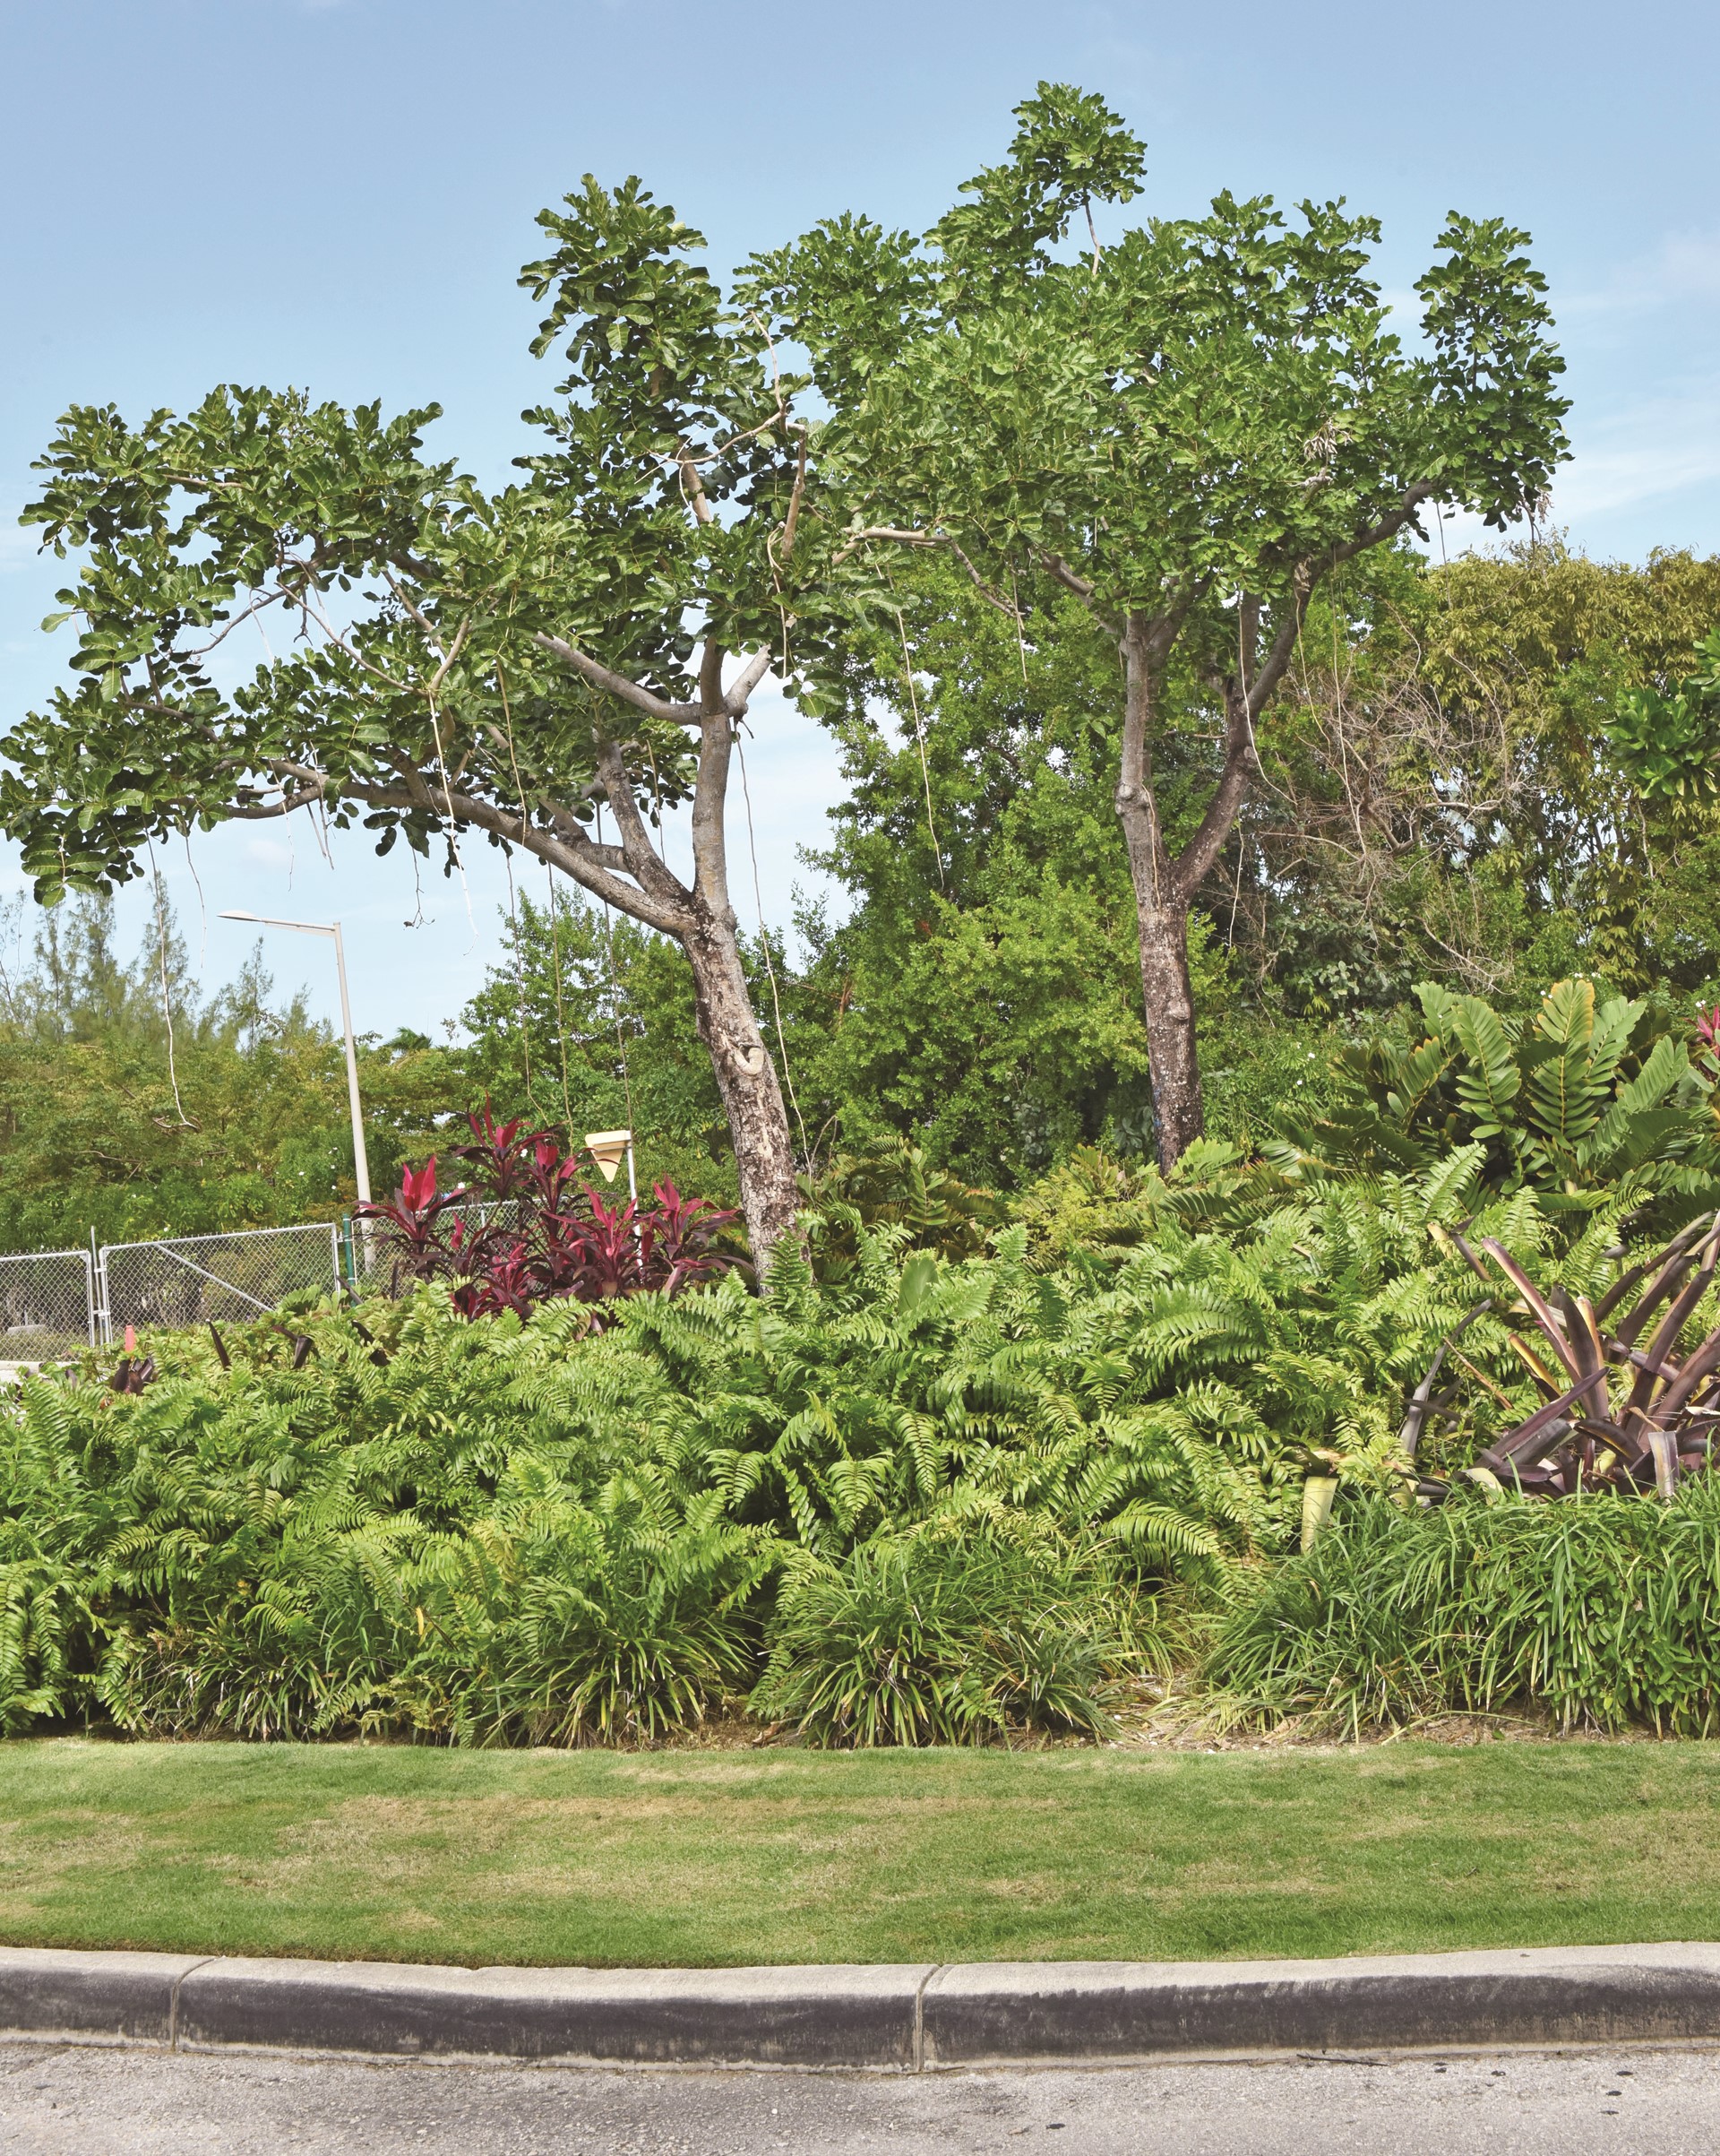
[{"x1": 3, "y1": 2039, "x2": 1717, "y2": 2154}]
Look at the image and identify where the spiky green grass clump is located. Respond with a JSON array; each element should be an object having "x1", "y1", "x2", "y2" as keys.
[{"x1": 1210, "y1": 1485, "x2": 1720, "y2": 1736}]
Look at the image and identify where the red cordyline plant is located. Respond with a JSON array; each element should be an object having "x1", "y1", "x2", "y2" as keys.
[{"x1": 357, "y1": 1106, "x2": 741, "y2": 1323}]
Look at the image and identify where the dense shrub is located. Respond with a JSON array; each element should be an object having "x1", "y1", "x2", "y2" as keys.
[
  {"x1": 5, "y1": 1151, "x2": 1686, "y2": 1745},
  {"x1": 1, "y1": 1174, "x2": 1527, "y2": 1743},
  {"x1": 799, "y1": 1134, "x2": 1003, "y2": 1283},
  {"x1": 1208, "y1": 1485, "x2": 1720, "y2": 1736},
  {"x1": 752, "y1": 1536, "x2": 1140, "y2": 1746}
]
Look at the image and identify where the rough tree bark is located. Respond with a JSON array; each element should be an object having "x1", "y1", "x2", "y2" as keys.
[{"x1": 684, "y1": 905, "x2": 799, "y2": 1261}]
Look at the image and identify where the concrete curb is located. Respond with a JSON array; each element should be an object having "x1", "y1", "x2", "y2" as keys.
[
  {"x1": 4, "y1": 1943, "x2": 1720, "y2": 2069},
  {"x1": 919, "y1": 1945, "x2": 1720, "y2": 2065}
]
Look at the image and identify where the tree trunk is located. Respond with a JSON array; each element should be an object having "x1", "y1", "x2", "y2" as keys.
[
  {"x1": 551, "y1": 648, "x2": 804, "y2": 1272},
  {"x1": 681, "y1": 900, "x2": 801, "y2": 1266},
  {"x1": 1134, "y1": 900, "x2": 1205, "y2": 1169},
  {"x1": 1114, "y1": 612, "x2": 1208, "y2": 1171}
]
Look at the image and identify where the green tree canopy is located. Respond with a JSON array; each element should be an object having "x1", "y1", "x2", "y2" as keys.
[
  {"x1": 4, "y1": 175, "x2": 882, "y2": 1260},
  {"x1": 749, "y1": 81, "x2": 1570, "y2": 1164}
]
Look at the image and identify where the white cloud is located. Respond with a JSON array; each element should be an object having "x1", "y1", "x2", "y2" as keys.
[
  {"x1": 1554, "y1": 381, "x2": 1720, "y2": 521},
  {"x1": 1563, "y1": 231, "x2": 1720, "y2": 320}
]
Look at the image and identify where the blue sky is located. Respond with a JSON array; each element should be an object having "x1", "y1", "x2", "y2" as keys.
[{"x1": 3, "y1": 0, "x2": 1716, "y2": 1037}]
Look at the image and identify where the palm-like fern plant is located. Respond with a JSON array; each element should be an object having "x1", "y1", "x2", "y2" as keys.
[{"x1": 1282, "y1": 978, "x2": 1720, "y2": 1226}]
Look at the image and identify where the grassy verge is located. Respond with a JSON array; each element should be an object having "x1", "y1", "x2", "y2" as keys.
[{"x1": 4, "y1": 1738, "x2": 1719, "y2": 1970}]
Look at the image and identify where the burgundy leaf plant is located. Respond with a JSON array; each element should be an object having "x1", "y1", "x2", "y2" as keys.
[{"x1": 358, "y1": 1108, "x2": 741, "y2": 1323}]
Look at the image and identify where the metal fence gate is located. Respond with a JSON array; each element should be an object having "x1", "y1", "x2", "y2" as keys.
[
  {"x1": 94, "y1": 1222, "x2": 342, "y2": 1344},
  {"x1": 0, "y1": 1247, "x2": 97, "y2": 1363}
]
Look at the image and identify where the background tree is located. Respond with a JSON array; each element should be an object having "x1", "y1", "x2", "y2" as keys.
[
  {"x1": 4, "y1": 177, "x2": 865, "y2": 1262},
  {"x1": 1235, "y1": 542, "x2": 1720, "y2": 1011},
  {"x1": 0, "y1": 891, "x2": 457, "y2": 1248},
  {"x1": 751, "y1": 82, "x2": 1570, "y2": 1166}
]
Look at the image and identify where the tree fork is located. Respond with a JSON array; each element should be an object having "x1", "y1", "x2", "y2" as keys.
[
  {"x1": 533, "y1": 637, "x2": 804, "y2": 1271},
  {"x1": 1112, "y1": 596, "x2": 1294, "y2": 1169}
]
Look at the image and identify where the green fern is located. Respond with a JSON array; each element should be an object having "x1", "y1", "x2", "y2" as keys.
[{"x1": 0, "y1": 1169, "x2": 1599, "y2": 1745}]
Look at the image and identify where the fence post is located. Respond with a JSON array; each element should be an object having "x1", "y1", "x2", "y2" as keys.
[{"x1": 91, "y1": 1235, "x2": 112, "y2": 1348}]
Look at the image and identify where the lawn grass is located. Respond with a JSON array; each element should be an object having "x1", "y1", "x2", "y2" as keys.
[{"x1": 2, "y1": 1736, "x2": 1717, "y2": 1970}]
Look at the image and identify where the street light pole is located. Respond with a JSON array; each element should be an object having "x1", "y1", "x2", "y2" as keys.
[
  {"x1": 219, "y1": 911, "x2": 372, "y2": 1207},
  {"x1": 326, "y1": 921, "x2": 370, "y2": 1212}
]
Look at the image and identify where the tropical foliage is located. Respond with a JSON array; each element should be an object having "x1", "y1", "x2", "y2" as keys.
[
  {"x1": 357, "y1": 1105, "x2": 738, "y2": 1319},
  {"x1": 1209, "y1": 1481, "x2": 1720, "y2": 1737},
  {"x1": 0, "y1": 1166, "x2": 1560, "y2": 1744},
  {"x1": 1286, "y1": 975, "x2": 1720, "y2": 1225},
  {"x1": 1605, "y1": 627, "x2": 1720, "y2": 806}
]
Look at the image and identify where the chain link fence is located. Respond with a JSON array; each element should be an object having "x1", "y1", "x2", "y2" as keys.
[
  {"x1": 96, "y1": 1223, "x2": 342, "y2": 1343},
  {"x1": 0, "y1": 1248, "x2": 97, "y2": 1365},
  {"x1": 0, "y1": 1203, "x2": 528, "y2": 1366},
  {"x1": 343, "y1": 1201, "x2": 528, "y2": 1302}
]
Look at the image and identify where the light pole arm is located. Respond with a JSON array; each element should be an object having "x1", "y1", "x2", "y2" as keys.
[{"x1": 219, "y1": 910, "x2": 372, "y2": 1213}]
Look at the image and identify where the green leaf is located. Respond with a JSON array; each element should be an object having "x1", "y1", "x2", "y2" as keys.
[{"x1": 1449, "y1": 996, "x2": 1521, "y2": 1134}]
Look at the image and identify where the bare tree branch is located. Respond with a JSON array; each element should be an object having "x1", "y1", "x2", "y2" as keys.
[
  {"x1": 426, "y1": 614, "x2": 471, "y2": 701},
  {"x1": 380, "y1": 569, "x2": 451, "y2": 659},
  {"x1": 228, "y1": 789, "x2": 324, "y2": 820},
  {"x1": 833, "y1": 524, "x2": 943, "y2": 562},
  {"x1": 1168, "y1": 487, "x2": 1437, "y2": 898},
  {"x1": 690, "y1": 640, "x2": 735, "y2": 915},
  {"x1": 677, "y1": 441, "x2": 715, "y2": 527},
  {"x1": 1173, "y1": 683, "x2": 1258, "y2": 903},
  {"x1": 1036, "y1": 549, "x2": 1096, "y2": 601},
  {"x1": 592, "y1": 737, "x2": 692, "y2": 913},
  {"x1": 780, "y1": 427, "x2": 808, "y2": 559},
  {"x1": 724, "y1": 648, "x2": 774, "y2": 714}
]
